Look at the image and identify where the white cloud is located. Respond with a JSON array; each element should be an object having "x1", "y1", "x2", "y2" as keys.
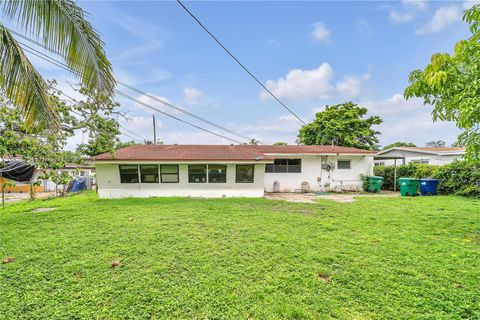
[
  {"x1": 132, "y1": 93, "x2": 180, "y2": 115},
  {"x1": 232, "y1": 114, "x2": 303, "y2": 145},
  {"x1": 389, "y1": 10, "x2": 414, "y2": 24},
  {"x1": 415, "y1": 5, "x2": 461, "y2": 35},
  {"x1": 402, "y1": 0, "x2": 428, "y2": 11},
  {"x1": 183, "y1": 87, "x2": 204, "y2": 104},
  {"x1": 119, "y1": 116, "x2": 163, "y2": 143},
  {"x1": 260, "y1": 63, "x2": 335, "y2": 101},
  {"x1": 356, "y1": 18, "x2": 374, "y2": 35},
  {"x1": 464, "y1": 0, "x2": 480, "y2": 9},
  {"x1": 261, "y1": 64, "x2": 371, "y2": 102},
  {"x1": 115, "y1": 67, "x2": 171, "y2": 86},
  {"x1": 310, "y1": 21, "x2": 331, "y2": 43},
  {"x1": 336, "y1": 76, "x2": 362, "y2": 98},
  {"x1": 389, "y1": 0, "x2": 427, "y2": 25},
  {"x1": 362, "y1": 94, "x2": 460, "y2": 147}
]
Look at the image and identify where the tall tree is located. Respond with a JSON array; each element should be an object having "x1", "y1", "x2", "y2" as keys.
[
  {"x1": 297, "y1": 102, "x2": 382, "y2": 150},
  {"x1": 405, "y1": 5, "x2": 480, "y2": 161},
  {"x1": 382, "y1": 142, "x2": 417, "y2": 150},
  {"x1": 425, "y1": 140, "x2": 446, "y2": 147},
  {"x1": 0, "y1": 81, "x2": 122, "y2": 166},
  {"x1": 0, "y1": 0, "x2": 115, "y2": 130}
]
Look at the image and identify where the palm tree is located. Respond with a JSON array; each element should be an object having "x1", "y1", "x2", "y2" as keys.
[
  {"x1": 249, "y1": 138, "x2": 259, "y2": 145},
  {"x1": 0, "y1": 0, "x2": 115, "y2": 130}
]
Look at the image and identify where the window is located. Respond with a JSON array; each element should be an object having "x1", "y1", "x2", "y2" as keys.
[
  {"x1": 265, "y1": 159, "x2": 301, "y2": 173},
  {"x1": 119, "y1": 165, "x2": 139, "y2": 183},
  {"x1": 189, "y1": 165, "x2": 207, "y2": 183},
  {"x1": 161, "y1": 165, "x2": 179, "y2": 183},
  {"x1": 140, "y1": 165, "x2": 159, "y2": 183},
  {"x1": 374, "y1": 162, "x2": 385, "y2": 167},
  {"x1": 236, "y1": 165, "x2": 254, "y2": 183},
  {"x1": 337, "y1": 160, "x2": 351, "y2": 169},
  {"x1": 410, "y1": 159, "x2": 429, "y2": 164},
  {"x1": 208, "y1": 165, "x2": 226, "y2": 183}
]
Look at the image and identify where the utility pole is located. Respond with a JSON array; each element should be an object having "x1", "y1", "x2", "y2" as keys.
[{"x1": 152, "y1": 114, "x2": 157, "y2": 145}]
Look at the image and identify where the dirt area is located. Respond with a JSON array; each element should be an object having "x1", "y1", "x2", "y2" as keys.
[
  {"x1": 31, "y1": 207, "x2": 57, "y2": 212},
  {"x1": 265, "y1": 191, "x2": 399, "y2": 203},
  {"x1": 2, "y1": 192, "x2": 55, "y2": 203}
]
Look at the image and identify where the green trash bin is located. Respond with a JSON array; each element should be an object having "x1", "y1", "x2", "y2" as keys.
[
  {"x1": 397, "y1": 178, "x2": 420, "y2": 196},
  {"x1": 367, "y1": 176, "x2": 384, "y2": 193}
]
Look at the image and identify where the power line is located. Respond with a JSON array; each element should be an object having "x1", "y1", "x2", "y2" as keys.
[
  {"x1": 18, "y1": 42, "x2": 245, "y2": 144},
  {"x1": 118, "y1": 124, "x2": 147, "y2": 142},
  {"x1": 117, "y1": 81, "x2": 253, "y2": 141},
  {"x1": 176, "y1": 0, "x2": 306, "y2": 125},
  {"x1": 119, "y1": 132, "x2": 144, "y2": 143},
  {"x1": 8, "y1": 27, "x2": 255, "y2": 142},
  {"x1": 55, "y1": 85, "x2": 149, "y2": 143},
  {"x1": 115, "y1": 90, "x2": 244, "y2": 144}
]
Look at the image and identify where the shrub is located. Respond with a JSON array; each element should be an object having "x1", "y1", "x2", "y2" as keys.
[
  {"x1": 433, "y1": 160, "x2": 480, "y2": 197},
  {"x1": 374, "y1": 160, "x2": 480, "y2": 197},
  {"x1": 374, "y1": 163, "x2": 420, "y2": 190},
  {"x1": 360, "y1": 174, "x2": 369, "y2": 191},
  {"x1": 412, "y1": 164, "x2": 440, "y2": 179}
]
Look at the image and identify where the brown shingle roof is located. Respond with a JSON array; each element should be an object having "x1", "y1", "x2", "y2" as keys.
[
  {"x1": 93, "y1": 144, "x2": 269, "y2": 161},
  {"x1": 252, "y1": 145, "x2": 376, "y2": 154},
  {"x1": 92, "y1": 144, "x2": 375, "y2": 162}
]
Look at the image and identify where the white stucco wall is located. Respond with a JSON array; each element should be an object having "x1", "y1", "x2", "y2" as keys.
[
  {"x1": 263, "y1": 155, "x2": 374, "y2": 193},
  {"x1": 375, "y1": 154, "x2": 464, "y2": 166},
  {"x1": 95, "y1": 162, "x2": 265, "y2": 198}
]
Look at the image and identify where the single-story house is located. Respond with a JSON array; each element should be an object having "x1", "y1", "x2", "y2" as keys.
[
  {"x1": 374, "y1": 147, "x2": 466, "y2": 167},
  {"x1": 92, "y1": 144, "x2": 375, "y2": 198}
]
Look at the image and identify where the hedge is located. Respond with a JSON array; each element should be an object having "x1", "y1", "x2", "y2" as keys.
[{"x1": 373, "y1": 160, "x2": 480, "y2": 197}]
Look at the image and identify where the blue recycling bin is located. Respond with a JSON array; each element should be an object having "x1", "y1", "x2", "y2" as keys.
[
  {"x1": 420, "y1": 179, "x2": 439, "y2": 196},
  {"x1": 70, "y1": 178, "x2": 85, "y2": 192}
]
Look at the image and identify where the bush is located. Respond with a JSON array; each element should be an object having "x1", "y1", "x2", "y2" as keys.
[
  {"x1": 373, "y1": 160, "x2": 479, "y2": 197},
  {"x1": 433, "y1": 160, "x2": 480, "y2": 197},
  {"x1": 373, "y1": 163, "x2": 424, "y2": 190}
]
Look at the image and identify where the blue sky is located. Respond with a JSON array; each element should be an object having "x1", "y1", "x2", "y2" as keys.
[{"x1": 26, "y1": 0, "x2": 477, "y2": 148}]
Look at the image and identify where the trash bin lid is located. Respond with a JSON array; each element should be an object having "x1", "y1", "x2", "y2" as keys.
[{"x1": 397, "y1": 177, "x2": 419, "y2": 182}]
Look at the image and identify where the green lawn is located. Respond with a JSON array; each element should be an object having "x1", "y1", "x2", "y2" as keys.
[{"x1": 1, "y1": 193, "x2": 479, "y2": 319}]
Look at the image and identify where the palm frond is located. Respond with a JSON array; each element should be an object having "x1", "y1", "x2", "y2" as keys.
[
  {"x1": 0, "y1": 0, "x2": 115, "y2": 96},
  {"x1": 0, "y1": 24, "x2": 59, "y2": 130}
]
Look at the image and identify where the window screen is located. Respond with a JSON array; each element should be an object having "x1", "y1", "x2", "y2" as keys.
[
  {"x1": 265, "y1": 159, "x2": 301, "y2": 173},
  {"x1": 208, "y1": 165, "x2": 226, "y2": 183},
  {"x1": 337, "y1": 160, "x2": 351, "y2": 169},
  {"x1": 189, "y1": 165, "x2": 207, "y2": 183},
  {"x1": 140, "y1": 165, "x2": 159, "y2": 183},
  {"x1": 119, "y1": 165, "x2": 139, "y2": 183},
  {"x1": 410, "y1": 159, "x2": 429, "y2": 164},
  {"x1": 236, "y1": 165, "x2": 254, "y2": 183},
  {"x1": 160, "y1": 165, "x2": 179, "y2": 183}
]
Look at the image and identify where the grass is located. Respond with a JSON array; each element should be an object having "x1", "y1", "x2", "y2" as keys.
[{"x1": 1, "y1": 192, "x2": 479, "y2": 319}]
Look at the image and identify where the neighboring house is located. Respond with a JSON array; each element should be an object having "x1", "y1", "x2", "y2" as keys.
[
  {"x1": 374, "y1": 147, "x2": 466, "y2": 167},
  {"x1": 92, "y1": 144, "x2": 375, "y2": 198},
  {"x1": 42, "y1": 163, "x2": 95, "y2": 192},
  {"x1": 0, "y1": 161, "x2": 42, "y2": 193}
]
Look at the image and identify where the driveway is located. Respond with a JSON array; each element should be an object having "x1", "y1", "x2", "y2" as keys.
[{"x1": 2, "y1": 192, "x2": 55, "y2": 203}]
